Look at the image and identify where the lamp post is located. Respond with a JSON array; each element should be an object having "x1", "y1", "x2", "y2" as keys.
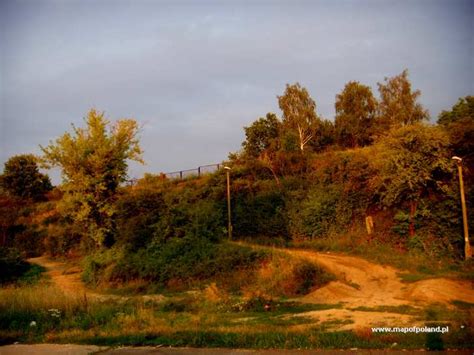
[
  {"x1": 224, "y1": 166, "x2": 232, "y2": 240},
  {"x1": 452, "y1": 156, "x2": 471, "y2": 259}
]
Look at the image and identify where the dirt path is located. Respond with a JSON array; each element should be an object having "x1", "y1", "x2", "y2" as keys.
[
  {"x1": 290, "y1": 249, "x2": 474, "y2": 307},
  {"x1": 241, "y1": 244, "x2": 474, "y2": 330},
  {"x1": 27, "y1": 256, "x2": 164, "y2": 303}
]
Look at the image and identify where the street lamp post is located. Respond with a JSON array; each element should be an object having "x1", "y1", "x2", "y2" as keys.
[
  {"x1": 452, "y1": 156, "x2": 471, "y2": 259},
  {"x1": 224, "y1": 166, "x2": 232, "y2": 240}
]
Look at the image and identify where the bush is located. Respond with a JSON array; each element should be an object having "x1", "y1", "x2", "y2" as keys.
[
  {"x1": 233, "y1": 185, "x2": 288, "y2": 238},
  {"x1": 83, "y1": 241, "x2": 266, "y2": 290},
  {"x1": 0, "y1": 248, "x2": 30, "y2": 284},
  {"x1": 115, "y1": 190, "x2": 165, "y2": 250},
  {"x1": 288, "y1": 184, "x2": 352, "y2": 239}
]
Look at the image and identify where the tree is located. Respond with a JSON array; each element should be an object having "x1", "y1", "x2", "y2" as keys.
[
  {"x1": 278, "y1": 83, "x2": 321, "y2": 152},
  {"x1": 372, "y1": 124, "x2": 452, "y2": 237},
  {"x1": 377, "y1": 69, "x2": 428, "y2": 131},
  {"x1": 437, "y1": 96, "x2": 474, "y2": 164},
  {"x1": 41, "y1": 109, "x2": 143, "y2": 247},
  {"x1": 437, "y1": 96, "x2": 474, "y2": 126},
  {"x1": 335, "y1": 81, "x2": 377, "y2": 148},
  {"x1": 242, "y1": 113, "x2": 281, "y2": 158},
  {"x1": 0, "y1": 154, "x2": 52, "y2": 200}
]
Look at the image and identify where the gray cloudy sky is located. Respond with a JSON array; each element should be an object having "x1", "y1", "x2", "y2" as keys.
[{"x1": 1, "y1": 0, "x2": 473, "y2": 183}]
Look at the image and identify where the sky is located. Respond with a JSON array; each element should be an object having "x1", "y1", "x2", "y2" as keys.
[{"x1": 1, "y1": 0, "x2": 473, "y2": 183}]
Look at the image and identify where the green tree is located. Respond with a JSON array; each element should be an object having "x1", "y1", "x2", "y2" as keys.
[
  {"x1": 372, "y1": 124, "x2": 451, "y2": 237},
  {"x1": 278, "y1": 83, "x2": 321, "y2": 152},
  {"x1": 437, "y1": 96, "x2": 474, "y2": 164},
  {"x1": 335, "y1": 81, "x2": 377, "y2": 148},
  {"x1": 438, "y1": 96, "x2": 474, "y2": 126},
  {"x1": 41, "y1": 109, "x2": 143, "y2": 247},
  {"x1": 0, "y1": 154, "x2": 52, "y2": 200},
  {"x1": 377, "y1": 69, "x2": 428, "y2": 131},
  {"x1": 242, "y1": 113, "x2": 281, "y2": 158}
]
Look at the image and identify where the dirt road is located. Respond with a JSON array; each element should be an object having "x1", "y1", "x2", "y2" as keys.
[
  {"x1": 27, "y1": 256, "x2": 164, "y2": 303},
  {"x1": 290, "y1": 249, "x2": 474, "y2": 307},
  {"x1": 242, "y1": 244, "x2": 474, "y2": 330}
]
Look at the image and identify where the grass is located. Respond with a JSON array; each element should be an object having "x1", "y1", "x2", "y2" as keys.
[
  {"x1": 349, "y1": 305, "x2": 420, "y2": 316},
  {"x1": 1, "y1": 278, "x2": 473, "y2": 349}
]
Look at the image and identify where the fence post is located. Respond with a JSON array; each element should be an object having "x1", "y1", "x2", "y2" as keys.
[
  {"x1": 180, "y1": 171, "x2": 183, "y2": 179},
  {"x1": 198, "y1": 167, "x2": 201, "y2": 177}
]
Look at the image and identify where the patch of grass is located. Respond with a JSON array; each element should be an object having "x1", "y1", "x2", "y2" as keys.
[
  {"x1": 397, "y1": 272, "x2": 428, "y2": 283},
  {"x1": 61, "y1": 328, "x2": 473, "y2": 350},
  {"x1": 319, "y1": 319, "x2": 354, "y2": 330},
  {"x1": 350, "y1": 305, "x2": 420, "y2": 315},
  {"x1": 17, "y1": 264, "x2": 46, "y2": 285},
  {"x1": 345, "y1": 281, "x2": 360, "y2": 290},
  {"x1": 451, "y1": 300, "x2": 474, "y2": 310}
]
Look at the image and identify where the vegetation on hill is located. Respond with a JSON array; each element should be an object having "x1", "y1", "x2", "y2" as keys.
[
  {"x1": 1, "y1": 69, "x2": 473, "y2": 349},
  {"x1": 1, "y1": 69, "x2": 473, "y2": 288}
]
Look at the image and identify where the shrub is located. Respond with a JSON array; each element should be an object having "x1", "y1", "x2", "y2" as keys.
[
  {"x1": 288, "y1": 184, "x2": 352, "y2": 239},
  {"x1": 83, "y1": 241, "x2": 266, "y2": 290},
  {"x1": 115, "y1": 190, "x2": 164, "y2": 250},
  {"x1": 0, "y1": 248, "x2": 30, "y2": 284},
  {"x1": 233, "y1": 186, "x2": 288, "y2": 238}
]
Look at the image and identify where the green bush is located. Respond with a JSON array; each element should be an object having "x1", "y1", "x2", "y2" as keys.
[
  {"x1": 288, "y1": 184, "x2": 352, "y2": 239},
  {"x1": 115, "y1": 190, "x2": 164, "y2": 250},
  {"x1": 0, "y1": 248, "x2": 30, "y2": 284},
  {"x1": 292, "y1": 260, "x2": 333, "y2": 295},
  {"x1": 233, "y1": 186, "x2": 288, "y2": 238},
  {"x1": 83, "y1": 241, "x2": 265, "y2": 290}
]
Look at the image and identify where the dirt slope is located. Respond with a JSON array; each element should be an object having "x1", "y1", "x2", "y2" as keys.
[
  {"x1": 243, "y1": 244, "x2": 474, "y2": 330},
  {"x1": 290, "y1": 249, "x2": 474, "y2": 307}
]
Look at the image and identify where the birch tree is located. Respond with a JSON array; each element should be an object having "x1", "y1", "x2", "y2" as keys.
[{"x1": 278, "y1": 83, "x2": 320, "y2": 152}]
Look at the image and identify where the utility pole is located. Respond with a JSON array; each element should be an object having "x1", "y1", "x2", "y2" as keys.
[
  {"x1": 224, "y1": 166, "x2": 232, "y2": 240},
  {"x1": 452, "y1": 156, "x2": 471, "y2": 259}
]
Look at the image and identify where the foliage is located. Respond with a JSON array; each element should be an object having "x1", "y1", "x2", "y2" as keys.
[
  {"x1": 288, "y1": 184, "x2": 352, "y2": 239},
  {"x1": 242, "y1": 113, "x2": 281, "y2": 158},
  {"x1": 0, "y1": 154, "x2": 52, "y2": 201},
  {"x1": 278, "y1": 83, "x2": 321, "y2": 152},
  {"x1": 335, "y1": 81, "x2": 377, "y2": 148},
  {"x1": 377, "y1": 69, "x2": 429, "y2": 131},
  {"x1": 0, "y1": 193, "x2": 23, "y2": 247},
  {"x1": 41, "y1": 109, "x2": 143, "y2": 247},
  {"x1": 372, "y1": 124, "x2": 452, "y2": 236},
  {"x1": 233, "y1": 181, "x2": 288, "y2": 238},
  {"x1": 0, "y1": 248, "x2": 30, "y2": 284},
  {"x1": 438, "y1": 96, "x2": 474, "y2": 126},
  {"x1": 115, "y1": 189, "x2": 164, "y2": 251},
  {"x1": 83, "y1": 241, "x2": 266, "y2": 290},
  {"x1": 437, "y1": 96, "x2": 474, "y2": 176}
]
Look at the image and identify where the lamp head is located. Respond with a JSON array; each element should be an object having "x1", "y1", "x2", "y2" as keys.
[
  {"x1": 452, "y1": 156, "x2": 462, "y2": 163},
  {"x1": 224, "y1": 166, "x2": 231, "y2": 171}
]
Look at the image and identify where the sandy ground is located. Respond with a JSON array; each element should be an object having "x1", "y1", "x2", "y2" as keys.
[{"x1": 264, "y1": 247, "x2": 474, "y2": 331}]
